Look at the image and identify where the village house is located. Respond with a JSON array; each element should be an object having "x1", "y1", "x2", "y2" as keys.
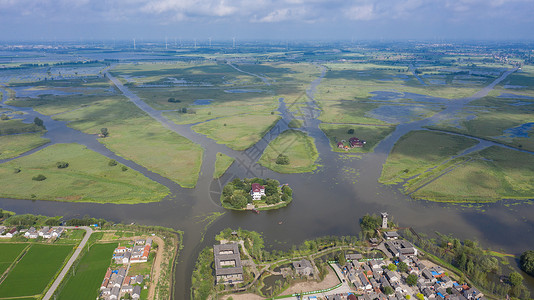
[
  {"x1": 250, "y1": 183, "x2": 266, "y2": 201},
  {"x1": 213, "y1": 243, "x2": 244, "y2": 284},
  {"x1": 5, "y1": 228, "x2": 18, "y2": 238},
  {"x1": 24, "y1": 227, "x2": 38, "y2": 239},
  {"x1": 293, "y1": 259, "x2": 314, "y2": 276},
  {"x1": 384, "y1": 231, "x2": 400, "y2": 240}
]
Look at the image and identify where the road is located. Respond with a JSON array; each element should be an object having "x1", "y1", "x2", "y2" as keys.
[{"x1": 42, "y1": 226, "x2": 93, "y2": 300}]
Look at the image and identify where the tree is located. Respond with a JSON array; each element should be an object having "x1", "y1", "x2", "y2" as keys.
[
  {"x1": 509, "y1": 272, "x2": 523, "y2": 287},
  {"x1": 520, "y1": 250, "x2": 534, "y2": 276},
  {"x1": 33, "y1": 117, "x2": 45, "y2": 129},
  {"x1": 387, "y1": 263, "x2": 397, "y2": 271},
  {"x1": 337, "y1": 252, "x2": 346, "y2": 265},
  {"x1": 282, "y1": 185, "x2": 292, "y2": 196},
  {"x1": 181, "y1": 107, "x2": 188, "y2": 113},
  {"x1": 382, "y1": 286, "x2": 394, "y2": 295},
  {"x1": 406, "y1": 274, "x2": 418, "y2": 286},
  {"x1": 0, "y1": 114, "x2": 8, "y2": 120},
  {"x1": 281, "y1": 193, "x2": 289, "y2": 202},
  {"x1": 231, "y1": 194, "x2": 248, "y2": 209},
  {"x1": 415, "y1": 293, "x2": 424, "y2": 300},
  {"x1": 347, "y1": 128, "x2": 354, "y2": 134},
  {"x1": 275, "y1": 154, "x2": 289, "y2": 165},
  {"x1": 222, "y1": 184, "x2": 234, "y2": 197},
  {"x1": 100, "y1": 127, "x2": 109, "y2": 137},
  {"x1": 398, "y1": 261, "x2": 408, "y2": 273}
]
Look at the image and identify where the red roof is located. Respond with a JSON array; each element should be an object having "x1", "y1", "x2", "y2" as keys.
[{"x1": 251, "y1": 183, "x2": 265, "y2": 193}]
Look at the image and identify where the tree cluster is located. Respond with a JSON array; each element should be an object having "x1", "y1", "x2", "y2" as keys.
[
  {"x1": 520, "y1": 250, "x2": 534, "y2": 277},
  {"x1": 275, "y1": 154, "x2": 290, "y2": 165},
  {"x1": 222, "y1": 178, "x2": 287, "y2": 209}
]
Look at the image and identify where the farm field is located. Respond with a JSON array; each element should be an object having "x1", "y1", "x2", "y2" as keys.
[
  {"x1": 409, "y1": 146, "x2": 534, "y2": 202},
  {"x1": 0, "y1": 244, "x2": 73, "y2": 298},
  {"x1": 0, "y1": 133, "x2": 49, "y2": 159},
  {"x1": 319, "y1": 123, "x2": 396, "y2": 154},
  {"x1": 0, "y1": 143, "x2": 169, "y2": 204},
  {"x1": 379, "y1": 130, "x2": 479, "y2": 184},
  {"x1": 0, "y1": 243, "x2": 28, "y2": 275},
  {"x1": 213, "y1": 152, "x2": 235, "y2": 179},
  {"x1": 192, "y1": 114, "x2": 281, "y2": 151},
  {"x1": 258, "y1": 129, "x2": 319, "y2": 173},
  {"x1": 55, "y1": 242, "x2": 118, "y2": 300}
]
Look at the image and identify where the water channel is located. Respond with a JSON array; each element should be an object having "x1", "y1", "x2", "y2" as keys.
[{"x1": 0, "y1": 61, "x2": 533, "y2": 299}]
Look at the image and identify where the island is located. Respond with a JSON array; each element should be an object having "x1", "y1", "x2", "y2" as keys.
[{"x1": 221, "y1": 177, "x2": 293, "y2": 211}]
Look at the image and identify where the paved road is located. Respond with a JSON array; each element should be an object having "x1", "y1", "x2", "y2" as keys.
[{"x1": 42, "y1": 226, "x2": 93, "y2": 300}]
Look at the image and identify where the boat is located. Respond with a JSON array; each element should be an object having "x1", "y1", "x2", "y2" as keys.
[{"x1": 252, "y1": 209, "x2": 259, "y2": 214}]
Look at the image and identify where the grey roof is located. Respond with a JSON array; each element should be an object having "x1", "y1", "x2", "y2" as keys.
[
  {"x1": 292, "y1": 259, "x2": 312, "y2": 270},
  {"x1": 214, "y1": 243, "x2": 243, "y2": 276},
  {"x1": 133, "y1": 285, "x2": 141, "y2": 296}
]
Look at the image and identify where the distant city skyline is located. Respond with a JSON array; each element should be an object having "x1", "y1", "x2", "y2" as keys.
[{"x1": 1, "y1": 0, "x2": 533, "y2": 41}]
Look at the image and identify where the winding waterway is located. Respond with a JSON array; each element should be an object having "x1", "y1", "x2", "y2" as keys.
[{"x1": 1, "y1": 61, "x2": 533, "y2": 299}]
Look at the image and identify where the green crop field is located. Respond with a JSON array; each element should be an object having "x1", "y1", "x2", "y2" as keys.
[
  {"x1": 380, "y1": 130, "x2": 478, "y2": 184},
  {"x1": 56, "y1": 243, "x2": 117, "y2": 300},
  {"x1": 213, "y1": 152, "x2": 235, "y2": 179},
  {"x1": 0, "y1": 133, "x2": 49, "y2": 159},
  {"x1": 320, "y1": 123, "x2": 396, "y2": 153},
  {"x1": 192, "y1": 114, "x2": 281, "y2": 150},
  {"x1": 258, "y1": 129, "x2": 319, "y2": 173},
  {"x1": 0, "y1": 243, "x2": 28, "y2": 275},
  {"x1": 0, "y1": 143, "x2": 169, "y2": 204},
  {"x1": 0, "y1": 244, "x2": 73, "y2": 298},
  {"x1": 410, "y1": 146, "x2": 534, "y2": 202}
]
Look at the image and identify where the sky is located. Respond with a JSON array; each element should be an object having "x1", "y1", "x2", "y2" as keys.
[{"x1": 1, "y1": 0, "x2": 533, "y2": 41}]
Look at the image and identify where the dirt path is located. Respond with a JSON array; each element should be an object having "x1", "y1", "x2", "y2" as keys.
[{"x1": 147, "y1": 236, "x2": 165, "y2": 300}]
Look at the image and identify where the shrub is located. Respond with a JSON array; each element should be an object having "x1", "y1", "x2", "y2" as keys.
[
  {"x1": 275, "y1": 154, "x2": 290, "y2": 165},
  {"x1": 108, "y1": 159, "x2": 118, "y2": 166},
  {"x1": 0, "y1": 114, "x2": 9, "y2": 120},
  {"x1": 168, "y1": 97, "x2": 181, "y2": 103},
  {"x1": 32, "y1": 174, "x2": 47, "y2": 181},
  {"x1": 121, "y1": 166, "x2": 128, "y2": 172},
  {"x1": 100, "y1": 127, "x2": 109, "y2": 137},
  {"x1": 56, "y1": 161, "x2": 69, "y2": 169},
  {"x1": 347, "y1": 128, "x2": 354, "y2": 134},
  {"x1": 14, "y1": 168, "x2": 21, "y2": 173}
]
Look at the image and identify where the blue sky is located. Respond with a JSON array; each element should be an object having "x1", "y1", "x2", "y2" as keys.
[{"x1": 1, "y1": 0, "x2": 533, "y2": 41}]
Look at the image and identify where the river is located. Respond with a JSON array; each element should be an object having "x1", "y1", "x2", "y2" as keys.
[{"x1": 0, "y1": 60, "x2": 533, "y2": 299}]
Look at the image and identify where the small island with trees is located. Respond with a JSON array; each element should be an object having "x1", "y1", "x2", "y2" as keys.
[{"x1": 221, "y1": 177, "x2": 293, "y2": 211}]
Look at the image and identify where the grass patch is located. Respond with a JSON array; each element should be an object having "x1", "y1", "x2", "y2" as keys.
[
  {"x1": 287, "y1": 119, "x2": 303, "y2": 128},
  {"x1": 258, "y1": 130, "x2": 318, "y2": 173},
  {"x1": 0, "y1": 133, "x2": 49, "y2": 159},
  {"x1": 427, "y1": 96, "x2": 534, "y2": 151},
  {"x1": 319, "y1": 123, "x2": 396, "y2": 153},
  {"x1": 15, "y1": 93, "x2": 203, "y2": 188},
  {"x1": 192, "y1": 114, "x2": 281, "y2": 150},
  {"x1": 379, "y1": 130, "x2": 478, "y2": 184},
  {"x1": 0, "y1": 143, "x2": 169, "y2": 203},
  {"x1": 213, "y1": 152, "x2": 235, "y2": 179},
  {"x1": 411, "y1": 146, "x2": 534, "y2": 202},
  {"x1": 0, "y1": 243, "x2": 27, "y2": 275},
  {"x1": 56, "y1": 243, "x2": 118, "y2": 300},
  {"x1": 0, "y1": 244, "x2": 73, "y2": 298},
  {"x1": 0, "y1": 119, "x2": 44, "y2": 135}
]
